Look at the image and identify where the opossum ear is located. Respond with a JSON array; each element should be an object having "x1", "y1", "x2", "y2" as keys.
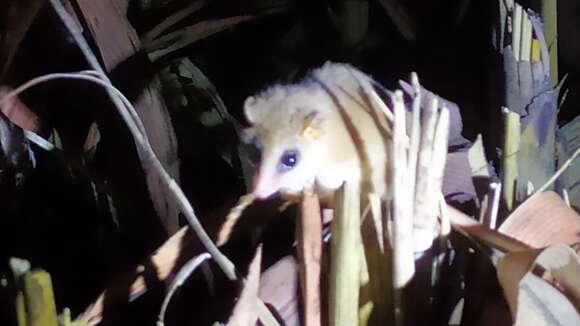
[
  {"x1": 240, "y1": 127, "x2": 258, "y2": 145},
  {"x1": 243, "y1": 96, "x2": 261, "y2": 124},
  {"x1": 299, "y1": 111, "x2": 324, "y2": 139}
]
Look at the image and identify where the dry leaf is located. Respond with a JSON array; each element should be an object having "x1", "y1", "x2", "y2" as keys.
[
  {"x1": 468, "y1": 134, "x2": 490, "y2": 178},
  {"x1": 497, "y1": 245, "x2": 580, "y2": 325},
  {"x1": 228, "y1": 246, "x2": 262, "y2": 326},
  {"x1": 0, "y1": 86, "x2": 39, "y2": 132},
  {"x1": 497, "y1": 249, "x2": 542, "y2": 317},
  {"x1": 535, "y1": 245, "x2": 580, "y2": 311},
  {"x1": 259, "y1": 256, "x2": 299, "y2": 326},
  {"x1": 83, "y1": 122, "x2": 100, "y2": 154},
  {"x1": 499, "y1": 191, "x2": 580, "y2": 248}
]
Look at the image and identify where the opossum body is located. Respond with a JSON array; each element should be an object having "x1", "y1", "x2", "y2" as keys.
[{"x1": 243, "y1": 62, "x2": 392, "y2": 201}]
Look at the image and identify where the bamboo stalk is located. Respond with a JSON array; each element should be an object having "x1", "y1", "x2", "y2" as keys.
[
  {"x1": 329, "y1": 182, "x2": 361, "y2": 326},
  {"x1": 541, "y1": 0, "x2": 558, "y2": 87},
  {"x1": 520, "y1": 13, "x2": 532, "y2": 62},
  {"x1": 10, "y1": 258, "x2": 58, "y2": 326},
  {"x1": 531, "y1": 39, "x2": 541, "y2": 62},
  {"x1": 23, "y1": 271, "x2": 58, "y2": 326},
  {"x1": 501, "y1": 107, "x2": 520, "y2": 212},
  {"x1": 513, "y1": 5, "x2": 523, "y2": 60}
]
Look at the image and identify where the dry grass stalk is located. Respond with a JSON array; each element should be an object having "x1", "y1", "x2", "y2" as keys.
[
  {"x1": 296, "y1": 189, "x2": 322, "y2": 326},
  {"x1": 413, "y1": 99, "x2": 450, "y2": 251},
  {"x1": 359, "y1": 193, "x2": 393, "y2": 325},
  {"x1": 390, "y1": 90, "x2": 414, "y2": 288},
  {"x1": 216, "y1": 194, "x2": 256, "y2": 246}
]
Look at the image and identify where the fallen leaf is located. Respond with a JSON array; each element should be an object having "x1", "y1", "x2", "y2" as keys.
[
  {"x1": 0, "y1": 86, "x2": 39, "y2": 132},
  {"x1": 499, "y1": 191, "x2": 580, "y2": 248}
]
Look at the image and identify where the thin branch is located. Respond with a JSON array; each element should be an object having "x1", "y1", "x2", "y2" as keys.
[
  {"x1": 146, "y1": 16, "x2": 254, "y2": 61},
  {"x1": 535, "y1": 147, "x2": 580, "y2": 194},
  {"x1": 157, "y1": 253, "x2": 211, "y2": 326},
  {"x1": 143, "y1": 0, "x2": 207, "y2": 43},
  {"x1": 48, "y1": 0, "x2": 238, "y2": 280}
]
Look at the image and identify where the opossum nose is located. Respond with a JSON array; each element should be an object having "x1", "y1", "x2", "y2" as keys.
[
  {"x1": 253, "y1": 188, "x2": 276, "y2": 199},
  {"x1": 252, "y1": 173, "x2": 279, "y2": 199}
]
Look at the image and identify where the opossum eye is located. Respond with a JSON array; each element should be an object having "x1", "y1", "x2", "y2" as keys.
[{"x1": 278, "y1": 149, "x2": 299, "y2": 172}]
